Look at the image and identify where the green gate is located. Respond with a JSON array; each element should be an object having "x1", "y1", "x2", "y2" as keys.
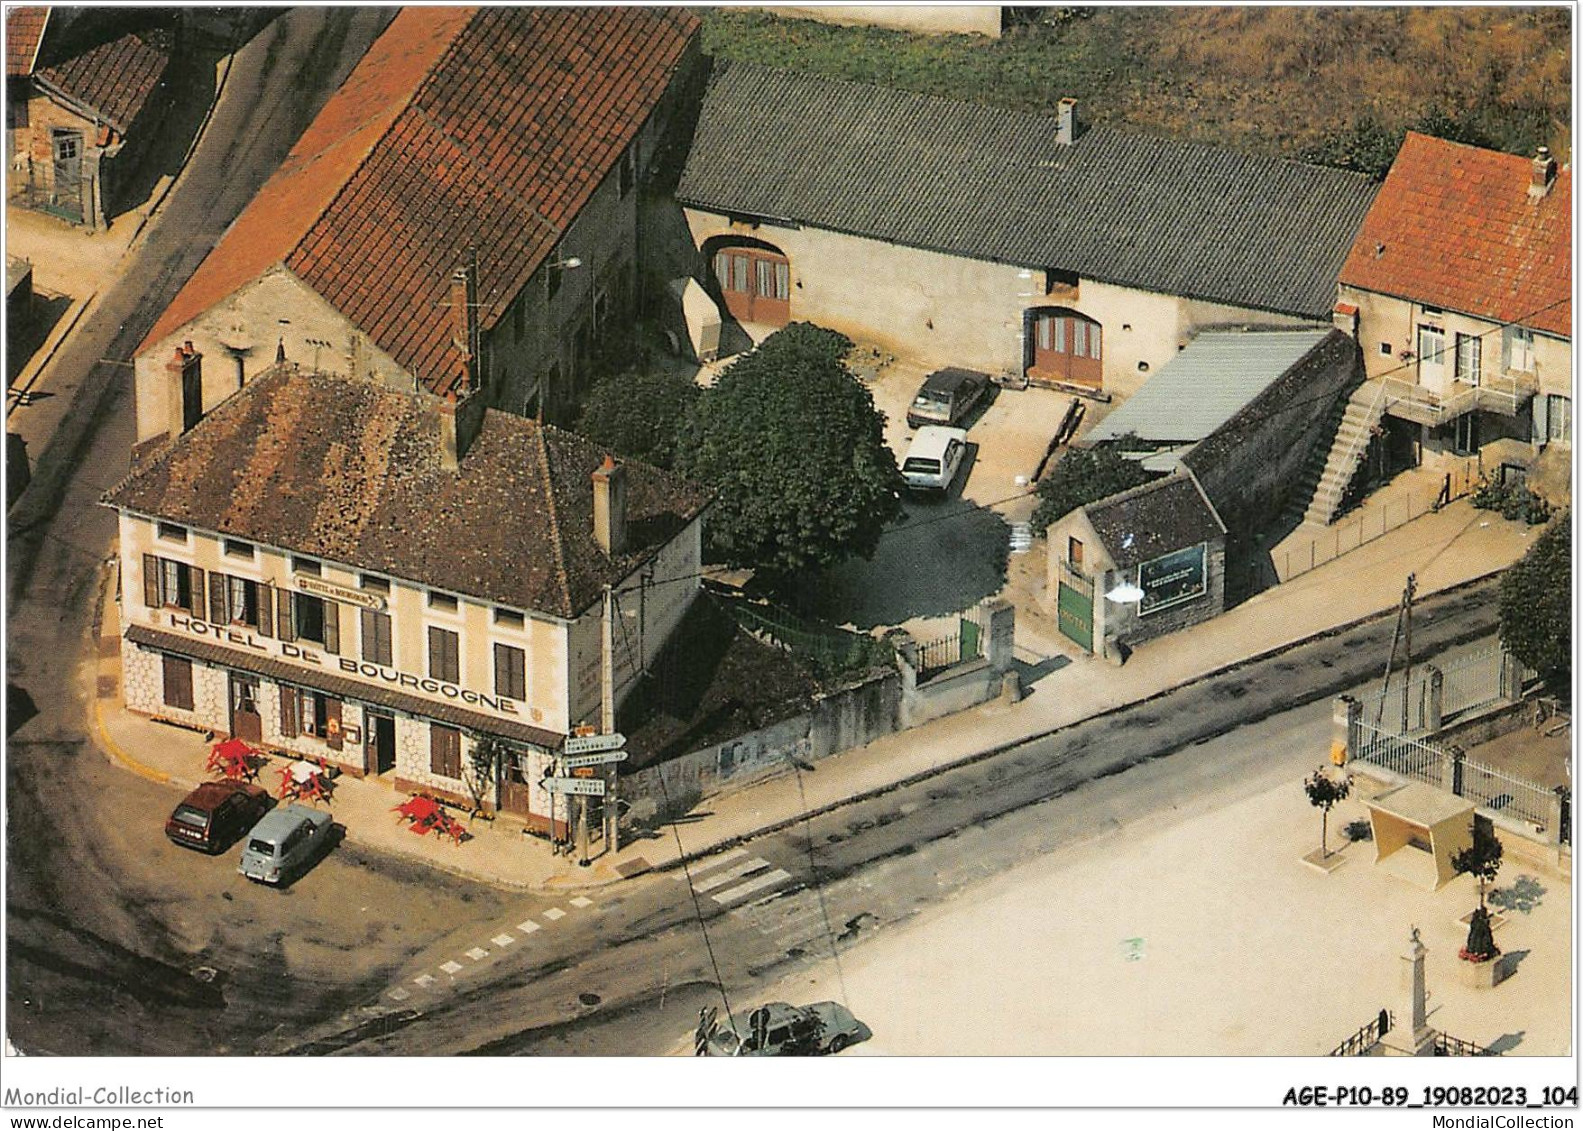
[
  {"x1": 1057, "y1": 575, "x2": 1093, "y2": 653},
  {"x1": 959, "y1": 616, "x2": 981, "y2": 662}
]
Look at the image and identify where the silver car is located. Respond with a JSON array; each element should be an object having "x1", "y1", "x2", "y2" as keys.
[
  {"x1": 237, "y1": 803, "x2": 334, "y2": 885},
  {"x1": 702, "y1": 1001, "x2": 864, "y2": 1056}
]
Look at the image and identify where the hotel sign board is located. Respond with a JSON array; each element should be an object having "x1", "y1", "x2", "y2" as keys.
[
  {"x1": 296, "y1": 575, "x2": 387, "y2": 611},
  {"x1": 1138, "y1": 544, "x2": 1207, "y2": 615},
  {"x1": 544, "y1": 776, "x2": 607, "y2": 796}
]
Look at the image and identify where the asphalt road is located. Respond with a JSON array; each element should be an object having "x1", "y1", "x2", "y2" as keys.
[{"x1": 283, "y1": 585, "x2": 1500, "y2": 1057}]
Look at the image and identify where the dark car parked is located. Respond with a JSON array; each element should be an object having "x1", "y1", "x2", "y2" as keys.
[
  {"x1": 906, "y1": 367, "x2": 990, "y2": 429},
  {"x1": 166, "y1": 780, "x2": 273, "y2": 854}
]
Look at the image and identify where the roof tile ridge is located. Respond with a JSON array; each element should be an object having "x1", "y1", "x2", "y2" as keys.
[
  {"x1": 287, "y1": 8, "x2": 478, "y2": 271},
  {"x1": 1085, "y1": 470, "x2": 1188, "y2": 514},
  {"x1": 534, "y1": 424, "x2": 576, "y2": 619}
]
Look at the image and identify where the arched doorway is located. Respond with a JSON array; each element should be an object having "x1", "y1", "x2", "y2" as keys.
[
  {"x1": 1026, "y1": 307, "x2": 1103, "y2": 389},
  {"x1": 707, "y1": 237, "x2": 790, "y2": 328}
]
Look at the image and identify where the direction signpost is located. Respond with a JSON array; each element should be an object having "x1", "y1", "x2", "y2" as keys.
[
  {"x1": 543, "y1": 776, "x2": 606, "y2": 797},
  {"x1": 555, "y1": 730, "x2": 627, "y2": 866},
  {"x1": 563, "y1": 732, "x2": 626, "y2": 756},
  {"x1": 562, "y1": 750, "x2": 629, "y2": 770}
]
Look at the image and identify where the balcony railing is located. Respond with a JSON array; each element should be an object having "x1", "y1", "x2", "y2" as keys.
[{"x1": 1381, "y1": 372, "x2": 1538, "y2": 426}]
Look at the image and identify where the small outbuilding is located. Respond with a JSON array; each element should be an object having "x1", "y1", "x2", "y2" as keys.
[{"x1": 1044, "y1": 471, "x2": 1226, "y2": 656}]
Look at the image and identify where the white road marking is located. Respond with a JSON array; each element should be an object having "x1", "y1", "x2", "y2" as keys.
[
  {"x1": 387, "y1": 987, "x2": 410, "y2": 1001},
  {"x1": 465, "y1": 947, "x2": 489, "y2": 961},
  {"x1": 492, "y1": 933, "x2": 516, "y2": 947},
  {"x1": 517, "y1": 920, "x2": 541, "y2": 935},
  {"x1": 440, "y1": 961, "x2": 463, "y2": 974},
  {"x1": 569, "y1": 896, "x2": 593, "y2": 909},
  {"x1": 414, "y1": 975, "x2": 437, "y2": 988},
  {"x1": 693, "y1": 857, "x2": 770, "y2": 892},
  {"x1": 542, "y1": 907, "x2": 566, "y2": 921},
  {"x1": 711, "y1": 868, "x2": 792, "y2": 905}
]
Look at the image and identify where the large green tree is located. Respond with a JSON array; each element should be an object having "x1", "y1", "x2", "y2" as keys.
[
  {"x1": 1031, "y1": 443, "x2": 1153, "y2": 535},
  {"x1": 574, "y1": 367, "x2": 700, "y2": 471},
  {"x1": 1498, "y1": 510, "x2": 1570, "y2": 691},
  {"x1": 677, "y1": 323, "x2": 902, "y2": 584}
]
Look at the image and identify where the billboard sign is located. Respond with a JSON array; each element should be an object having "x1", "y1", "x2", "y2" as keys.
[{"x1": 1138, "y1": 544, "x2": 1206, "y2": 615}]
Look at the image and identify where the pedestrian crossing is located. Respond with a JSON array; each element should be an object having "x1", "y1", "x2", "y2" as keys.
[{"x1": 689, "y1": 847, "x2": 797, "y2": 908}]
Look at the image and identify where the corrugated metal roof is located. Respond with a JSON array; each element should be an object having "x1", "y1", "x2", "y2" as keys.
[
  {"x1": 1084, "y1": 330, "x2": 1332, "y2": 446},
  {"x1": 678, "y1": 63, "x2": 1379, "y2": 320}
]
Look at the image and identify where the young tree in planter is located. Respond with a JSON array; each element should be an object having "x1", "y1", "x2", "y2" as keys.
[
  {"x1": 1304, "y1": 768, "x2": 1352, "y2": 858},
  {"x1": 463, "y1": 735, "x2": 509, "y2": 818},
  {"x1": 677, "y1": 323, "x2": 903, "y2": 590},
  {"x1": 1498, "y1": 510, "x2": 1570, "y2": 693},
  {"x1": 1451, "y1": 818, "x2": 1504, "y2": 911}
]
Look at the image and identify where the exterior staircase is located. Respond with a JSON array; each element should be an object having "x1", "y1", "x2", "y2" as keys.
[{"x1": 1296, "y1": 381, "x2": 1389, "y2": 527}]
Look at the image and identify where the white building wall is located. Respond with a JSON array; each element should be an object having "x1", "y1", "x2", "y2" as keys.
[{"x1": 685, "y1": 210, "x2": 1321, "y2": 404}]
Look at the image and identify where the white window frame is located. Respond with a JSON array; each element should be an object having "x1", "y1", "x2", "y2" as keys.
[
  {"x1": 1455, "y1": 332, "x2": 1481, "y2": 387},
  {"x1": 1504, "y1": 325, "x2": 1536, "y2": 374}
]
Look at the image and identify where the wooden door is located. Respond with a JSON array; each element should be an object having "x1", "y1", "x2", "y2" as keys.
[
  {"x1": 229, "y1": 673, "x2": 262, "y2": 742},
  {"x1": 365, "y1": 711, "x2": 395, "y2": 775},
  {"x1": 712, "y1": 247, "x2": 790, "y2": 327},
  {"x1": 1030, "y1": 311, "x2": 1103, "y2": 389}
]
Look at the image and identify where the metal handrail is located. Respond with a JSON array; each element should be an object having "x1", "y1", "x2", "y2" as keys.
[{"x1": 1323, "y1": 379, "x2": 1391, "y2": 498}]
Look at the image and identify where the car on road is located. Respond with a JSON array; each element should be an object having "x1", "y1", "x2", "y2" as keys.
[
  {"x1": 238, "y1": 803, "x2": 335, "y2": 885},
  {"x1": 906, "y1": 367, "x2": 989, "y2": 429},
  {"x1": 165, "y1": 781, "x2": 273, "y2": 854},
  {"x1": 901, "y1": 425, "x2": 968, "y2": 494},
  {"x1": 703, "y1": 1001, "x2": 864, "y2": 1056}
]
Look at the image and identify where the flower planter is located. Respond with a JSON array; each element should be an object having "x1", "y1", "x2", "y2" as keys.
[{"x1": 1456, "y1": 955, "x2": 1508, "y2": 990}]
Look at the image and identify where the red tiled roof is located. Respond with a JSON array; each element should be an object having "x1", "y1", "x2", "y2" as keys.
[
  {"x1": 1339, "y1": 132, "x2": 1571, "y2": 338},
  {"x1": 36, "y1": 28, "x2": 171, "y2": 132},
  {"x1": 141, "y1": 6, "x2": 699, "y2": 394},
  {"x1": 6, "y1": 7, "x2": 48, "y2": 76}
]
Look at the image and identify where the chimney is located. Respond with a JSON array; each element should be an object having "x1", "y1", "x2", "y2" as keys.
[
  {"x1": 1056, "y1": 97, "x2": 1079, "y2": 146},
  {"x1": 436, "y1": 387, "x2": 487, "y2": 471},
  {"x1": 591, "y1": 455, "x2": 627, "y2": 557},
  {"x1": 1529, "y1": 146, "x2": 1557, "y2": 199},
  {"x1": 165, "y1": 341, "x2": 203, "y2": 437},
  {"x1": 451, "y1": 252, "x2": 480, "y2": 393}
]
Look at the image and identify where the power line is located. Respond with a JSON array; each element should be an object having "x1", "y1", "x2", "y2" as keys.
[{"x1": 655, "y1": 769, "x2": 737, "y2": 1036}]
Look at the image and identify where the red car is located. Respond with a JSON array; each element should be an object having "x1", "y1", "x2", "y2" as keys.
[{"x1": 166, "y1": 781, "x2": 273, "y2": 854}]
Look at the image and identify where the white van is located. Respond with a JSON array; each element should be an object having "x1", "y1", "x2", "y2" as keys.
[{"x1": 901, "y1": 425, "x2": 968, "y2": 493}]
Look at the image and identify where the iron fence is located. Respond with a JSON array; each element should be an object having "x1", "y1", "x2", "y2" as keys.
[
  {"x1": 1330, "y1": 1010, "x2": 1391, "y2": 1056},
  {"x1": 1434, "y1": 1032, "x2": 1499, "y2": 1056},
  {"x1": 1458, "y1": 757, "x2": 1552, "y2": 829},
  {"x1": 1366, "y1": 645, "x2": 1515, "y2": 733},
  {"x1": 1354, "y1": 722, "x2": 1443, "y2": 788},
  {"x1": 915, "y1": 628, "x2": 983, "y2": 679}
]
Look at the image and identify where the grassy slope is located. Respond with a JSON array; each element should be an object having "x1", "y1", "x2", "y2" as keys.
[{"x1": 700, "y1": 7, "x2": 1572, "y2": 166}]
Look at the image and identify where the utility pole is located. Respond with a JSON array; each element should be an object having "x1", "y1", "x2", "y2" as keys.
[
  {"x1": 601, "y1": 583, "x2": 618, "y2": 858},
  {"x1": 1375, "y1": 573, "x2": 1417, "y2": 729},
  {"x1": 1402, "y1": 573, "x2": 1415, "y2": 734}
]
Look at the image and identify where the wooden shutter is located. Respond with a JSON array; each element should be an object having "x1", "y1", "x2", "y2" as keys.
[
  {"x1": 495, "y1": 643, "x2": 525, "y2": 700},
  {"x1": 188, "y1": 567, "x2": 205, "y2": 619},
  {"x1": 257, "y1": 583, "x2": 274, "y2": 638},
  {"x1": 143, "y1": 554, "x2": 160, "y2": 608},
  {"x1": 429, "y1": 626, "x2": 458, "y2": 683},
  {"x1": 279, "y1": 686, "x2": 298, "y2": 737},
  {"x1": 324, "y1": 698, "x2": 343, "y2": 751},
  {"x1": 277, "y1": 589, "x2": 295, "y2": 642},
  {"x1": 208, "y1": 571, "x2": 228, "y2": 624},
  {"x1": 322, "y1": 600, "x2": 340, "y2": 655},
  {"x1": 430, "y1": 723, "x2": 461, "y2": 778},
  {"x1": 361, "y1": 609, "x2": 377, "y2": 662},
  {"x1": 161, "y1": 655, "x2": 193, "y2": 710}
]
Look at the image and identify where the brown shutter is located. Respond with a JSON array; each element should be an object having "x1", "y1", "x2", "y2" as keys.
[
  {"x1": 188, "y1": 566, "x2": 205, "y2": 619},
  {"x1": 161, "y1": 655, "x2": 194, "y2": 710},
  {"x1": 143, "y1": 554, "x2": 160, "y2": 608},
  {"x1": 322, "y1": 600, "x2": 340, "y2": 655},
  {"x1": 279, "y1": 685, "x2": 299, "y2": 738},
  {"x1": 361, "y1": 608, "x2": 376, "y2": 662},
  {"x1": 209, "y1": 571, "x2": 228, "y2": 624},
  {"x1": 256, "y1": 583, "x2": 274, "y2": 638},
  {"x1": 324, "y1": 698, "x2": 343, "y2": 751},
  {"x1": 277, "y1": 589, "x2": 295, "y2": 642},
  {"x1": 430, "y1": 724, "x2": 461, "y2": 778}
]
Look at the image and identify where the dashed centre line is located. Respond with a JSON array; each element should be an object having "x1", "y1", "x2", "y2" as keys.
[
  {"x1": 465, "y1": 947, "x2": 489, "y2": 961},
  {"x1": 542, "y1": 907, "x2": 566, "y2": 921},
  {"x1": 492, "y1": 933, "x2": 517, "y2": 947},
  {"x1": 439, "y1": 961, "x2": 463, "y2": 975},
  {"x1": 517, "y1": 920, "x2": 541, "y2": 934},
  {"x1": 569, "y1": 896, "x2": 593, "y2": 908}
]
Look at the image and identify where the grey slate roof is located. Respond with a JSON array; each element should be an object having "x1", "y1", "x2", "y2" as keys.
[
  {"x1": 1084, "y1": 473, "x2": 1226, "y2": 571},
  {"x1": 1084, "y1": 329, "x2": 1332, "y2": 446},
  {"x1": 678, "y1": 63, "x2": 1380, "y2": 320}
]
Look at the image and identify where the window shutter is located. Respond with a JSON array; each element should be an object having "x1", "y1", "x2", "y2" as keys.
[
  {"x1": 188, "y1": 567, "x2": 205, "y2": 619},
  {"x1": 431, "y1": 724, "x2": 461, "y2": 778},
  {"x1": 162, "y1": 655, "x2": 193, "y2": 711},
  {"x1": 324, "y1": 698, "x2": 343, "y2": 751},
  {"x1": 143, "y1": 554, "x2": 160, "y2": 608},
  {"x1": 279, "y1": 686, "x2": 299, "y2": 738},
  {"x1": 361, "y1": 609, "x2": 377, "y2": 662},
  {"x1": 322, "y1": 601, "x2": 340, "y2": 655},
  {"x1": 257, "y1": 584, "x2": 274, "y2": 638},
  {"x1": 209, "y1": 572, "x2": 228, "y2": 624},
  {"x1": 1533, "y1": 394, "x2": 1549, "y2": 442},
  {"x1": 277, "y1": 589, "x2": 295, "y2": 642}
]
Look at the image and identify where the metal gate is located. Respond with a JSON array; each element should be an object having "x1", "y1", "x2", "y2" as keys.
[{"x1": 1057, "y1": 565, "x2": 1093, "y2": 652}]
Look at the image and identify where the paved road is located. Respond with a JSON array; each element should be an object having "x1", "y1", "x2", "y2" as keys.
[
  {"x1": 283, "y1": 589, "x2": 1500, "y2": 1056},
  {"x1": 0, "y1": 8, "x2": 511, "y2": 1058}
]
